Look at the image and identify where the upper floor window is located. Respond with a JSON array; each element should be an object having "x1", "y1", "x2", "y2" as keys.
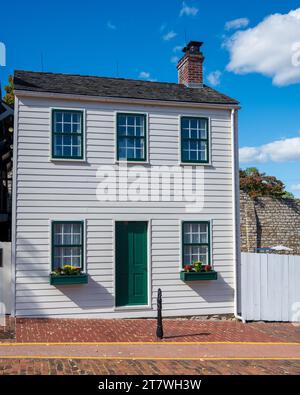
[
  {"x1": 116, "y1": 113, "x2": 147, "y2": 161},
  {"x1": 181, "y1": 117, "x2": 209, "y2": 163},
  {"x1": 52, "y1": 109, "x2": 84, "y2": 159}
]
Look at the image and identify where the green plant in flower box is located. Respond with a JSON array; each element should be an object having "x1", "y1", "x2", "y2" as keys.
[{"x1": 51, "y1": 265, "x2": 82, "y2": 276}]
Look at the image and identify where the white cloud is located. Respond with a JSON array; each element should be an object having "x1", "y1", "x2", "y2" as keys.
[
  {"x1": 225, "y1": 8, "x2": 300, "y2": 86},
  {"x1": 225, "y1": 18, "x2": 249, "y2": 31},
  {"x1": 139, "y1": 71, "x2": 151, "y2": 79},
  {"x1": 207, "y1": 70, "x2": 222, "y2": 86},
  {"x1": 138, "y1": 71, "x2": 157, "y2": 82},
  {"x1": 160, "y1": 24, "x2": 166, "y2": 32},
  {"x1": 179, "y1": 2, "x2": 199, "y2": 17},
  {"x1": 291, "y1": 184, "x2": 300, "y2": 191},
  {"x1": 107, "y1": 21, "x2": 116, "y2": 30},
  {"x1": 173, "y1": 45, "x2": 184, "y2": 52},
  {"x1": 239, "y1": 137, "x2": 300, "y2": 163},
  {"x1": 163, "y1": 31, "x2": 177, "y2": 41},
  {"x1": 170, "y1": 56, "x2": 179, "y2": 64}
]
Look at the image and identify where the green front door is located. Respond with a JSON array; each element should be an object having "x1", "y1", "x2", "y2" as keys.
[{"x1": 115, "y1": 221, "x2": 148, "y2": 307}]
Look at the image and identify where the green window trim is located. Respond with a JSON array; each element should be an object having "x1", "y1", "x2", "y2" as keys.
[
  {"x1": 51, "y1": 221, "x2": 84, "y2": 271},
  {"x1": 180, "y1": 116, "x2": 210, "y2": 164},
  {"x1": 51, "y1": 109, "x2": 84, "y2": 160},
  {"x1": 182, "y1": 221, "x2": 211, "y2": 267},
  {"x1": 116, "y1": 113, "x2": 147, "y2": 162}
]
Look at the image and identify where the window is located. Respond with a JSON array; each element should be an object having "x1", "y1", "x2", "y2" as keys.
[
  {"x1": 181, "y1": 117, "x2": 209, "y2": 163},
  {"x1": 52, "y1": 109, "x2": 84, "y2": 159},
  {"x1": 182, "y1": 221, "x2": 210, "y2": 266},
  {"x1": 52, "y1": 221, "x2": 84, "y2": 270},
  {"x1": 117, "y1": 113, "x2": 147, "y2": 161}
]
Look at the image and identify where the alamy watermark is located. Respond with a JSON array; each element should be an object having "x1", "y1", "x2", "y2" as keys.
[{"x1": 96, "y1": 163, "x2": 206, "y2": 213}]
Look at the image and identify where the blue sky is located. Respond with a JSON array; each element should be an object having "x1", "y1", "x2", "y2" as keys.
[{"x1": 1, "y1": 0, "x2": 300, "y2": 195}]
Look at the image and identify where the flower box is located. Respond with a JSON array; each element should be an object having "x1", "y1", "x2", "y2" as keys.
[
  {"x1": 50, "y1": 273, "x2": 88, "y2": 285},
  {"x1": 180, "y1": 270, "x2": 218, "y2": 281}
]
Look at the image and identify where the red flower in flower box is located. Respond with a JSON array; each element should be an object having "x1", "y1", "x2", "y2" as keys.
[
  {"x1": 204, "y1": 265, "x2": 212, "y2": 272},
  {"x1": 183, "y1": 265, "x2": 193, "y2": 272}
]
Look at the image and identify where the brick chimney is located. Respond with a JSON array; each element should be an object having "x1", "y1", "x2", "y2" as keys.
[{"x1": 177, "y1": 41, "x2": 205, "y2": 88}]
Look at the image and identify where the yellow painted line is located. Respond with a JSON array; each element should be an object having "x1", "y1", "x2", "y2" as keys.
[
  {"x1": 0, "y1": 355, "x2": 300, "y2": 361},
  {"x1": 1, "y1": 341, "x2": 300, "y2": 346}
]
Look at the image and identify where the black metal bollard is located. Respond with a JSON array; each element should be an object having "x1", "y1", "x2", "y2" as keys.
[{"x1": 156, "y1": 288, "x2": 163, "y2": 339}]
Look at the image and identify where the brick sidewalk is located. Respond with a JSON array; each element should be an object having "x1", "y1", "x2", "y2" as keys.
[
  {"x1": 14, "y1": 318, "x2": 300, "y2": 343},
  {"x1": 0, "y1": 359, "x2": 299, "y2": 375}
]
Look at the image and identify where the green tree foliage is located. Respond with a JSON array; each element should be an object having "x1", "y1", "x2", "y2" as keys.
[
  {"x1": 3, "y1": 75, "x2": 14, "y2": 105},
  {"x1": 240, "y1": 167, "x2": 294, "y2": 199}
]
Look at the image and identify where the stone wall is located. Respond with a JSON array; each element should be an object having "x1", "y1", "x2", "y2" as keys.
[{"x1": 240, "y1": 191, "x2": 300, "y2": 254}]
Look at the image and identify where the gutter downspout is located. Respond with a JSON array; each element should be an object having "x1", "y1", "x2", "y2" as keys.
[{"x1": 231, "y1": 108, "x2": 245, "y2": 323}]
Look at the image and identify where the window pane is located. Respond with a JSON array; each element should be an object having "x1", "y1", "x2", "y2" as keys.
[
  {"x1": 190, "y1": 119, "x2": 198, "y2": 129},
  {"x1": 190, "y1": 129, "x2": 199, "y2": 139},
  {"x1": 118, "y1": 126, "x2": 127, "y2": 136},
  {"x1": 63, "y1": 145, "x2": 71, "y2": 157},
  {"x1": 119, "y1": 147, "x2": 126, "y2": 159},
  {"x1": 63, "y1": 123, "x2": 71, "y2": 133},
  {"x1": 72, "y1": 146, "x2": 80, "y2": 157},
  {"x1": 127, "y1": 116, "x2": 135, "y2": 126},
  {"x1": 64, "y1": 113, "x2": 71, "y2": 123},
  {"x1": 127, "y1": 126, "x2": 135, "y2": 136},
  {"x1": 182, "y1": 129, "x2": 189, "y2": 139},
  {"x1": 199, "y1": 118, "x2": 207, "y2": 130},
  {"x1": 72, "y1": 113, "x2": 80, "y2": 123},
  {"x1": 184, "y1": 223, "x2": 192, "y2": 243},
  {"x1": 199, "y1": 142, "x2": 207, "y2": 161},
  {"x1": 181, "y1": 119, "x2": 189, "y2": 129},
  {"x1": 118, "y1": 115, "x2": 126, "y2": 126},
  {"x1": 135, "y1": 116, "x2": 142, "y2": 126},
  {"x1": 55, "y1": 112, "x2": 63, "y2": 123},
  {"x1": 53, "y1": 248, "x2": 63, "y2": 269},
  {"x1": 127, "y1": 148, "x2": 135, "y2": 158},
  {"x1": 182, "y1": 150, "x2": 189, "y2": 162},
  {"x1": 72, "y1": 223, "x2": 81, "y2": 244},
  {"x1": 135, "y1": 126, "x2": 144, "y2": 137},
  {"x1": 127, "y1": 138, "x2": 134, "y2": 149},
  {"x1": 135, "y1": 148, "x2": 143, "y2": 159},
  {"x1": 54, "y1": 223, "x2": 63, "y2": 244},
  {"x1": 55, "y1": 122, "x2": 63, "y2": 133},
  {"x1": 190, "y1": 149, "x2": 197, "y2": 161},
  {"x1": 72, "y1": 122, "x2": 81, "y2": 133}
]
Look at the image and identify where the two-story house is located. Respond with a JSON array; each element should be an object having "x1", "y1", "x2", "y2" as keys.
[{"x1": 12, "y1": 41, "x2": 240, "y2": 318}]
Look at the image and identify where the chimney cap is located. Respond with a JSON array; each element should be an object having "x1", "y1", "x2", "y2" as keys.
[{"x1": 183, "y1": 41, "x2": 203, "y2": 54}]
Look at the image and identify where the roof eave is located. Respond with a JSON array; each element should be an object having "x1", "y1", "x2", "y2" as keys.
[{"x1": 14, "y1": 89, "x2": 240, "y2": 110}]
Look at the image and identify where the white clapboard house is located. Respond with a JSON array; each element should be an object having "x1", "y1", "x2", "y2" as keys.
[{"x1": 12, "y1": 41, "x2": 241, "y2": 318}]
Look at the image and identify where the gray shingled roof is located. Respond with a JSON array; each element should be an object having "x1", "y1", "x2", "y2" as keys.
[{"x1": 14, "y1": 70, "x2": 239, "y2": 105}]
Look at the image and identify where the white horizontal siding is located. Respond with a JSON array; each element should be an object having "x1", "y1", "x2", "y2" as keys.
[{"x1": 14, "y1": 96, "x2": 235, "y2": 318}]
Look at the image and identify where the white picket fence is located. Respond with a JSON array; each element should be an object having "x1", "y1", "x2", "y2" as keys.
[{"x1": 241, "y1": 252, "x2": 300, "y2": 322}]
